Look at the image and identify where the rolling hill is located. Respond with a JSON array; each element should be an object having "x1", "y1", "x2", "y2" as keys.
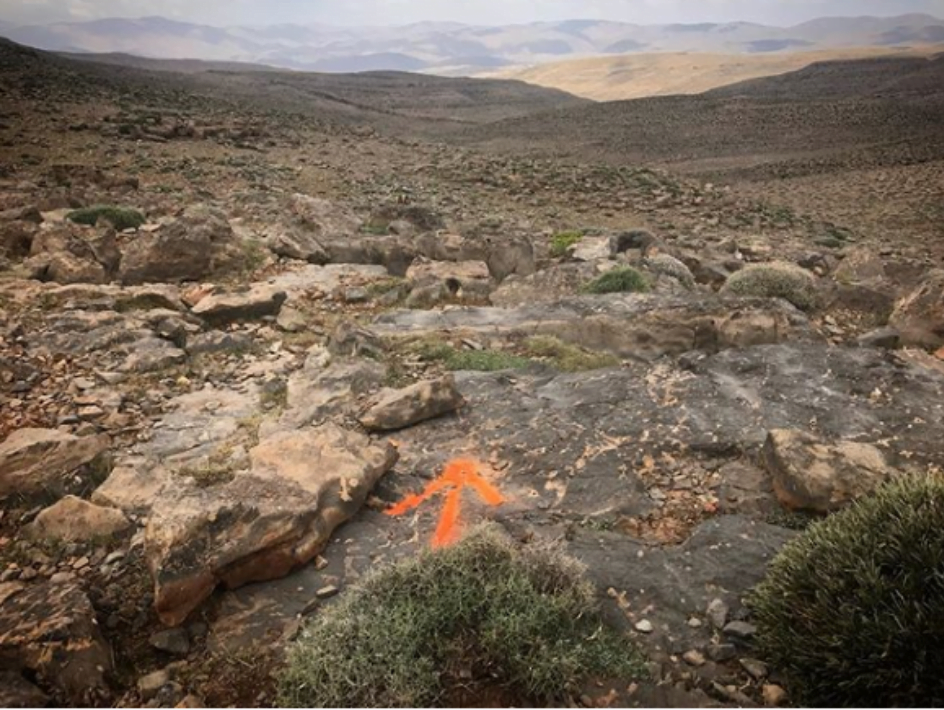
[
  {"x1": 462, "y1": 53, "x2": 944, "y2": 178},
  {"x1": 490, "y1": 45, "x2": 944, "y2": 100}
]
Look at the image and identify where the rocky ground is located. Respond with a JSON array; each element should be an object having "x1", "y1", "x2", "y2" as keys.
[{"x1": 2, "y1": 39, "x2": 944, "y2": 709}]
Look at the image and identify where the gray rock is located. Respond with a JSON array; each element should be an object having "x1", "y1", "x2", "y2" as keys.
[
  {"x1": 149, "y1": 628, "x2": 191, "y2": 656},
  {"x1": 119, "y1": 205, "x2": 242, "y2": 284},
  {"x1": 707, "y1": 643, "x2": 738, "y2": 662},
  {"x1": 120, "y1": 337, "x2": 187, "y2": 373},
  {"x1": 740, "y1": 658, "x2": 769, "y2": 680},
  {"x1": 186, "y1": 331, "x2": 254, "y2": 355},
  {"x1": 486, "y1": 236, "x2": 535, "y2": 282},
  {"x1": 723, "y1": 621, "x2": 757, "y2": 640},
  {"x1": 322, "y1": 235, "x2": 415, "y2": 277},
  {"x1": 490, "y1": 262, "x2": 598, "y2": 307},
  {"x1": 856, "y1": 327, "x2": 901, "y2": 349},
  {"x1": 706, "y1": 598, "x2": 729, "y2": 630}
]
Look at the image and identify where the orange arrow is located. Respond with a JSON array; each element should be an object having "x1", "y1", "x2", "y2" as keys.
[{"x1": 386, "y1": 458, "x2": 506, "y2": 548}]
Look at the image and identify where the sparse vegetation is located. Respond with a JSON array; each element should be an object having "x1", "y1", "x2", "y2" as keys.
[
  {"x1": 549, "y1": 230, "x2": 584, "y2": 258},
  {"x1": 176, "y1": 446, "x2": 238, "y2": 488},
  {"x1": 66, "y1": 205, "x2": 146, "y2": 231},
  {"x1": 239, "y1": 238, "x2": 269, "y2": 273},
  {"x1": 277, "y1": 526, "x2": 643, "y2": 707},
  {"x1": 525, "y1": 336, "x2": 619, "y2": 372},
  {"x1": 412, "y1": 338, "x2": 533, "y2": 372},
  {"x1": 583, "y1": 267, "x2": 650, "y2": 295},
  {"x1": 750, "y1": 475, "x2": 944, "y2": 707},
  {"x1": 720, "y1": 262, "x2": 818, "y2": 310}
]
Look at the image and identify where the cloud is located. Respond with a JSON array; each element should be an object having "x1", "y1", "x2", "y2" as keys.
[{"x1": 1, "y1": 0, "x2": 942, "y2": 27}]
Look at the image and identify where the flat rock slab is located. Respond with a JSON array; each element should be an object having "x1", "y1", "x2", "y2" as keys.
[
  {"x1": 374, "y1": 294, "x2": 815, "y2": 361},
  {"x1": 566, "y1": 516, "x2": 795, "y2": 656},
  {"x1": 0, "y1": 581, "x2": 112, "y2": 704}
]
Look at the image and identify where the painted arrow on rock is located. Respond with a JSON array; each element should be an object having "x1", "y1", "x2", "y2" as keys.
[{"x1": 385, "y1": 458, "x2": 505, "y2": 548}]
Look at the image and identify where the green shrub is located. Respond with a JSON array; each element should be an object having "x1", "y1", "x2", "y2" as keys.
[
  {"x1": 549, "y1": 230, "x2": 584, "y2": 258},
  {"x1": 66, "y1": 205, "x2": 145, "y2": 231},
  {"x1": 583, "y1": 267, "x2": 650, "y2": 295},
  {"x1": 525, "y1": 336, "x2": 619, "y2": 372},
  {"x1": 277, "y1": 527, "x2": 643, "y2": 707},
  {"x1": 750, "y1": 475, "x2": 944, "y2": 707},
  {"x1": 720, "y1": 262, "x2": 817, "y2": 310}
]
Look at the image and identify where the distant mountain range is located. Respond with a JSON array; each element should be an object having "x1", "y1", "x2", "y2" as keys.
[{"x1": 1, "y1": 13, "x2": 943, "y2": 75}]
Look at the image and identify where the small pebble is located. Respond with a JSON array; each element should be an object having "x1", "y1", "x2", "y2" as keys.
[
  {"x1": 634, "y1": 619, "x2": 654, "y2": 634},
  {"x1": 723, "y1": 620, "x2": 757, "y2": 640},
  {"x1": 315, "y1": 585, "x2": 339, "y2": 599},
  {"x1": 682, "y1": 650, "x2": 706, "y2": 667},
  {"x1": 740, "y1": 657, "x2": 769, "y2": 680}
]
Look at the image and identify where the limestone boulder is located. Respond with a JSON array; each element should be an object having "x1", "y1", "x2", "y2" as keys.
[
  {"x1": 359, "y1": 376, "x2": 464, "y2": 432},
  {"x1": 0, "y1": 428, "x2": 109, "y2": 499},
  {"x1": 145, "y1": 424, "x2": 397, "y2": 625},
  {"x1": 191, "y1": 284, "x2": 286, "y2": 326},
  {"x1": 26, "y1": 495, "x2": 131, "y2": 541},
  {"x1": 763, "y1": 429, "x2": 895, "y2": 513},
  {"x1": 118, "y1": 205, "x2": 241, "y2": 284}
]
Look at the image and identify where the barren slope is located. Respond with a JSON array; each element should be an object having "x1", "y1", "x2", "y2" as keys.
[{"x1": 490, "y1": 45, "x2": 944, "y2": 100}]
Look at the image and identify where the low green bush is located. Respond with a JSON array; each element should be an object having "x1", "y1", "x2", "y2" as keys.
[
  {"x1": 549, "y1": 230, "x2": 584, "y2": 258},
  {"x1": 720, "y1": 262, "x2": 817, "y2": 310},
  {"x1": 750, "y1": 475, "x2": 944, "y2": 706},
  {"x1": 66, "y1": 205, "x2": 145, "y2": 231},
  {"x1": 583, "y1": 267, "x2": 650, "y2": 295},
  {"x1": 278, "y1": 527, "x2": 642, "y2": 707}
]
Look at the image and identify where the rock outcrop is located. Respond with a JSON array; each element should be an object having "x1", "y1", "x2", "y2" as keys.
[
  {"x1": 0, "y1": 428, "x2": 109, "y2": 499},
  {"x1": 119, "y1": 205, "x2": 242, "y2": 284},
  {"x1": 144, "y1": 424, "x2": 397, "y2": 625},
  {"x1": 890, "y1": 269, "x2": 944, "y2": 349}
]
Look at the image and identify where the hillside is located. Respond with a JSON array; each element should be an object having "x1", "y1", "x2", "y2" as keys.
[
  {"x1": 464, "y1": 53, "x2": 944, "y2": 172},
  {"x1": 490, "y1": 45, "x2": 943, "y2": 100},
  {"x1": 2, "y1": 13, "x2": 944, "y2": 74},
  {"x1": 0, "y1": 38, "x2": 586, "y2": 128}
]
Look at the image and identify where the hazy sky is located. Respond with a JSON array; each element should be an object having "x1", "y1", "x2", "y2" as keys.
[{"x1": 2, "y1": 0, "x2": 943, "y2": 26}]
